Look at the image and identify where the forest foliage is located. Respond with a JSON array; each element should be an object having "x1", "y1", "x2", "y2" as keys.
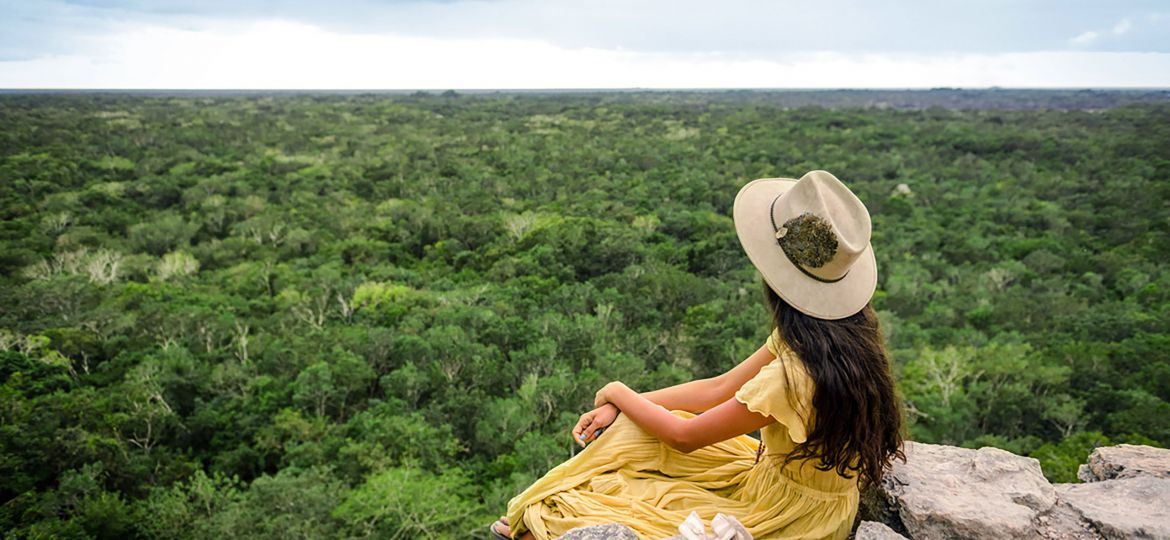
[{"x1": 1, "y1": 91, "x2": 1168, "y2": 538}]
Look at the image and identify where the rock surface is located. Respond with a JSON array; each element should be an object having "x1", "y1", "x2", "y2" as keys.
[
  {"x1": 853, "y1": 521, "x2": 908, "y2": 540},
  {"x1": 860, "y1": 441, "x2": 1057, "y2": 539},
  {"x1": 1077, "y1": 444, "x2": 1170, "y2": 482},
  {"x1": 858, "y1": 441, "x2": 1170, "y2": 540},
  {"x1": 558, "y1": 523, "x2": 639, "y2": 540},
  {"x1": 1055, "y1": 476, "x2": 1170, "y2": 539}
]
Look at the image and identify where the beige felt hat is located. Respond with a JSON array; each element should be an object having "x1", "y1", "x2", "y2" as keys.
[{"x1": 732, "y1": 170, "x2": 877, "y2": 320}]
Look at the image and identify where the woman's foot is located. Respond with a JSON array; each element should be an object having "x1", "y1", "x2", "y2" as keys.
[{"x1": 490, "y1": 517, "x2": 511, "y2": 538}]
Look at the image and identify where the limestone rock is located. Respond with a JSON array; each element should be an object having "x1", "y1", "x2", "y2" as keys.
[
  {"x1": 1076, "y1": 444, "x2": 1170, "y2": 482},
  {"x1": 1031, "y1": 501, "x2": 1100, "y2": 540},
  {"x1": 853, "y1": 521, "x2": 908, "y2": 540},
  {"x1": 558, "y1": 523, "x2": 638, "y2": 540},
  {"x1": 860, "y1": 441, "x2": 1056, "y2": 539},
  {"x1": 1055, "y1": 476, "x2": 1170, "y2": 539}
]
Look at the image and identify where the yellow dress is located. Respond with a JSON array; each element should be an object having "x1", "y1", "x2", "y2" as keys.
[{"x1": 504, "y1": 329, "x2": 860, "y2": 540}]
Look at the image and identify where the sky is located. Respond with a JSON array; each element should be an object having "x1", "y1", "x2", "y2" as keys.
[{"x1": 1, "y1": 0, "x2": 1169, "y2": 89}]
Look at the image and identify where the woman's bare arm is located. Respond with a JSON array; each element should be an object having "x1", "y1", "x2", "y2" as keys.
[
  {"x1": 639, "y1": 377, "x2": 726, "y2": 412},
  {"x1": 641, "y1": 343, "x2": 777, "y2": 412},
  {"x1": 598, "y1": 382, "x2": 775, "y2": 453},
  {"x1": 574, "y1": 342, "x2": 779, "y2": 447}
]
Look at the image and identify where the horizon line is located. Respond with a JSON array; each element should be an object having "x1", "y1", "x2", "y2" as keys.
[{"x1": 3, "y1": 86, "x2": 1170, "y2": 94}]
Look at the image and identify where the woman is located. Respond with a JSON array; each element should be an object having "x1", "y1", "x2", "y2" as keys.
[{"x1": 491, "y1": 170, "x2": 905, "y2": 540}]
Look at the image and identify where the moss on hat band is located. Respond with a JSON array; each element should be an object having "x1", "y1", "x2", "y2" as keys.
[{"x1": 768, "y1": 193, "x2": 849, "y2": 284}]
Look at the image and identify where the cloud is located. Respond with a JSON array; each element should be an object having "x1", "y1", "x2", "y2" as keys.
[
  {"x1": 4, "y1": 0, "x2": 1170, "y2": 60},
  {"x1": 1066, "y1": 14, "x2": 1170, "y2": 51},
  {"x1": 2, "y1": 2, "x2": 1169, "y2": 87},
  {"x1": 1070, "y1": 31, "x2": 1099, "y2": 46},
  {"x1": 2, "y1": 19, "x2": 1169, "y2": 88}
]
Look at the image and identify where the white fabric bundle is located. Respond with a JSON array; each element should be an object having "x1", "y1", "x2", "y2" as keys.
[{"x1": 673, "y1": 511, "x2": 753, "y2": 540}]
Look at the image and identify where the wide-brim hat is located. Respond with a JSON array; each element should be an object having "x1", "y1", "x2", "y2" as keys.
[{"x1": 733, "y1": 170, "x2": 877, "y2": 320}]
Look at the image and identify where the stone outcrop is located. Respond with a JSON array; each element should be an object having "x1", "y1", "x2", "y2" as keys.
[
  {"x1": 1077, "y1": 444, "x2": 1170, "y2": 482},
  {"x1": 859, "y1": 441, "x2": 1170, "y2": 540},
  {"x1": 853, "y1": 521, "x2": 908, "y2": 540},
  {"x1": 559, "y1": 523, "x2": 639, "y2": 539},
  {"x1": 859, "y1": 442, "x2": 1058, "y2": 539},
  {"x1": 1056, "y1": 477, "x2": 1170, "y2": 539}
]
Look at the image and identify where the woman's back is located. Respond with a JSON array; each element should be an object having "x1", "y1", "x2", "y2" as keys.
[{"x1": 739, "y1": 328, "x2": 860, "y2": 497}]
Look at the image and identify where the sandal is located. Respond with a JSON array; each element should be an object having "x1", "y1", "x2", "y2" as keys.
[{"x1": 488, "y1": 518, "x2": 511, "y2": 539}]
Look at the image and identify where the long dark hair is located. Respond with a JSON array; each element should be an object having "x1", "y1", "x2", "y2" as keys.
[{"x1": 762, "y1": 278, "x2": 905, "y2": 489}]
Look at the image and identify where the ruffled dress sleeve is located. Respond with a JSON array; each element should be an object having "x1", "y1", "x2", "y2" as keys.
[{"x1": 734, "y1": 328, "x2": 815, "y2": 444}]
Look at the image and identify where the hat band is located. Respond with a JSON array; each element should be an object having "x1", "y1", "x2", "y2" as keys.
[{"x1": 769, "y1": 194, "x2": 850, "y2": 284}]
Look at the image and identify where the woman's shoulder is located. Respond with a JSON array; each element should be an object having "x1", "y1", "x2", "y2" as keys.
[
  {"x1": 737, "y1": 327, "x2": 816, "y2": 443},
  {"x1": 765, "y1": 327, "x2": 783, "y2": 357},
  {"x1": 741, "y1": 329, "x2": 815, "y2": 407},
  {"x1": 764, "y1": 329, "x2": 813, "y2": 384}
]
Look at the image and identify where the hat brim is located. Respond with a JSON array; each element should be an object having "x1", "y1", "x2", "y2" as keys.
[{"x1": 733, "y1": 177, "x2": 877, "y2": 320}]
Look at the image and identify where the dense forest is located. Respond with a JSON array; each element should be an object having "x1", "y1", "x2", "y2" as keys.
[{"x1": 1, "y1": 91, "x2": 1167, "y2": 538}]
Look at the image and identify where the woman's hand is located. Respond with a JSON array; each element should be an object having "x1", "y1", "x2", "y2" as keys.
[
  {"x1": 594, "y1": 381, "x2": 630, "y2": 408},
  {"x1": 572, "y1": 403, "x2": 619, "y2": 447}
]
